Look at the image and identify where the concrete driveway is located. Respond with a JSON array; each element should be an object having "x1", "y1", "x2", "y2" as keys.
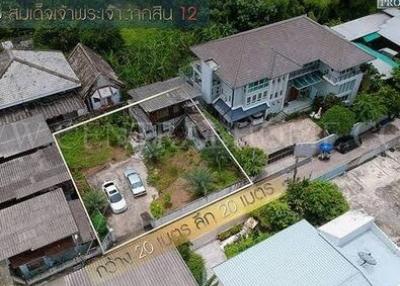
[
  {"x1": 234, "y1": 117, "x2": 322, "y2": 154},
  {"x1": 86, "y1": 152, "x2": 158, "y2": 243}
]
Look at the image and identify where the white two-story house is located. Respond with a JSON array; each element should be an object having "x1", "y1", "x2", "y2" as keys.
[{"x1": 190, "y1": 15, "x2": 374, "y2": 127}]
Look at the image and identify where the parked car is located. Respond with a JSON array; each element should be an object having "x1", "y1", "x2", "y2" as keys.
[
  {"x1": 124, "y1": 168, "x2": 147, "y2": 197},
  {"x1": 102, "y1": 181, "x2": 128, "y2": 214},
  {"x1": 334, "y1": 136, "x2": 361, "y2": 154}
]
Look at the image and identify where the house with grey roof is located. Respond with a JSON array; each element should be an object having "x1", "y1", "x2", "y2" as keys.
[
  {"x1": 190, "y1": 15, "x2": 374, "y2": 126},
  {"x1": 332, "y1": 8, "x2": 400, "y2": 79},
  {"x1": 68, "y1": 43, "x2": 124, "y2": 111},
  {"x1": 0, "y1": 189, "x2": 96, "y2": 281},
  {"x1": 128, "y1": 77, "x2": 211, "y2": 144},
  {"x1": 214, "y1": 211, "x2": 400, "y2": 286},
  {"x1": 0, "y1": 46, "x2": 88, "y2": 128}
]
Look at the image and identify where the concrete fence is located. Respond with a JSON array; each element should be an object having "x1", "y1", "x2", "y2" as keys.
[{"x1": 152, "y1": 180, "x2": 250, "y2": 228}]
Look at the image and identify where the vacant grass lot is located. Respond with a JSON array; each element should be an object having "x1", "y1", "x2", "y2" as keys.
[
  {"x1": 145, "y1": 138, "x2": 244, "y2": 214},
  {"x1": 57, "y1": 112, "x2": 136, "y2": 192}
]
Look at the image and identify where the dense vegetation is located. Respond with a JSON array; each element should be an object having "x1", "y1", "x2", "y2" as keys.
[
  {"x1": 1, "y1": 0, "x2": 378, "y2": 91},
  {"x1": 223, "y1": 179, "x2": 349, "y2": 257}
]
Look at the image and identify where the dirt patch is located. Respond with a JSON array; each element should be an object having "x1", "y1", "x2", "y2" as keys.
[{"x1": 165, "y1": 177, "x2": 194, "y2": 210}]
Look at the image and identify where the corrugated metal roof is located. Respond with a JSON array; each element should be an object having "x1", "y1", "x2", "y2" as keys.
[
  {"x1": 0, "y1": 92, "x2": 88, "y2": 125},
  {"x1": 191, "y1": 16, "x2": 373, "y2": 88},
  {"x1": 68, "y1": 44, "x2": 123, "y2": 99},
  {"x1": 62, "y1": 247, "x2": 198, "y2": 286},
  {"x1": 379, "y1": 16, "x2": 400, "y2": 46},
  {"x1": 68, "y1": 200, "x2": 96, "y2": 244},
  {"x1": 128, "y1": 77, "x2": 201, "y2": 113},
  {"x1": 0, "y1": 115, "x2": 53, "y2": 159},
  {"x1": 0, "y1": 189, "x2": 78, "y2": 260},
  {"x1": 332, "y1": 13, "x2": 391, "y2": 41},
  {"x1": 0, "y1": 49, "x2": 80, "y2": 110},
  {"x1": 0, "y1": 144, "x2": 71, "y2": 204},
  {"x1": 214, "y1": 220, "x2": 370, "y2": 286}
]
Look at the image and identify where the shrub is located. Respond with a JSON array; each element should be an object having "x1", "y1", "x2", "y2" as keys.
[
  {"x1": 217, "y1": 224, "x2": 242, "y2": 241},
  {"x1": 150, "y1": 198, "x2": 165, "y2": 219},
  {"x1": 90, "y1": 210, "x2": 108, "y2": 239},
  {"x1": 201, "y1": 143, "x2": 232, "y2": 170},
  {"x1": 187, "y1": 253, "x2": 206, "y2": 284},
  {"x1": 185, "y1": 168, "x2": 215, "y2": 197},
  {"x1": 143, "y1": 141, "x2": 165, "y2": 164},
  {"x1": 234, "y1": 146, "x2": 268, "y2": 177},
  {"x1": 312, "y1": 94, "x2": 343, "y2": 113},
  {"x1": 224, "y1": 232, "x2": 269, "y2": 258},
  {"x1": 177, "y1": 242, "x2": 206, "y2": 285},
  {"x1": 253, "y1": 200, "x2": 300, "y2": 232},
  {"x1": 320, "y1": 105, "x2": 356, "y2": 136},
  {"x1": 162, "y1": 192, "x2": 172, "y2": 208},
  {"x1": 287, "y1": 179, "x2": 349, "y2": 226},
  {"x1": 82, "y1": 189, "x2": 108, "y2": 215}
]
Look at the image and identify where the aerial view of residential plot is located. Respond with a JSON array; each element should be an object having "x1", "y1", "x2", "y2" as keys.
[{"x1": 1, "y1": 1, "x2": 400, "y2": 286}]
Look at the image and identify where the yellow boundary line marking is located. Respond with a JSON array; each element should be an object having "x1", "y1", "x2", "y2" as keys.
[{"x1": 85, "y1": 178, "x2": 285, "y2": 284}]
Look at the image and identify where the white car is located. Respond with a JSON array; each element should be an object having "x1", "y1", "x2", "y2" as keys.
[
  {"x1": 102, "y1": 181, "x2": 128, "y2": 214},
  {"x1": 124, "y1": 168, "x2": 147, "y2": 197}
]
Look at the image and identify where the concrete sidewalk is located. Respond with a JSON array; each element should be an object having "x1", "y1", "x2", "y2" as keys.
[{"x1": 264, "y1": 119, "x2": 400, "y2": 182}]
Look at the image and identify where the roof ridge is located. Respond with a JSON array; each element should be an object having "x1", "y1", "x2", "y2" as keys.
[
  {"x1": 191, "y1": 15, "x2": 308, "y2": 50},
  {"x1": 304, "y1": 16, "x2": 375, "y2": 68},
  {"x1": 12, "y1": 53, "x2": 81, "y2": 84},
  {"x1": 75, "y1": 43, "x2": 101, "y2": 75},
  {"x1": 232, "y1": 36, "x2": 248, "y2": 87}
]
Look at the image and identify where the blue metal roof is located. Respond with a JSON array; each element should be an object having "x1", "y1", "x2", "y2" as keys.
[
  {"x1": 214, "y1": 220, "x2": 370, "y2": 286},
  {"x1": 213, "y1": 99, "x2": 268, "y2": 123}
]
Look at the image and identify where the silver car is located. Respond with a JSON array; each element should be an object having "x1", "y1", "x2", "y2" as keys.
[{"x1": 124, "y1": 168, "x2": 147, "y2": 197}]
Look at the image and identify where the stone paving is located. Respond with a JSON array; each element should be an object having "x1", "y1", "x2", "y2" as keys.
[
  {"x1": 195, "y1": 240, "x2": 227, "y2": 280},
  {"x1": 333, "y1": 149, "x2": 400, "y2": 245}
]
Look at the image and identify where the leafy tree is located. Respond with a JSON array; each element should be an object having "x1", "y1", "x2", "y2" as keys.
[
  {"x1": 287, "y1": 179, "x2": 349, "y2": 226},
  {"x1": 185, "y1": 168, "x2": 214, "y2": 197},
  {"x1": 79, "y1": 25, "x2": 124, "y2": 53},
  {"x1": 82, "y1": 189, "x2": 108, "y2": 215},
  {"x1": 360, "y1": 63, "x2": 384, "y2": 92},
  {"x1": 320, "y1": 105, "x2": 356, "y2": 135},
  {"x1": 201, "y1": 143, "x2": 232, "y2": 170},
  {"x1": 375, "y1": 85, "x2": 400, "y2": 119},
  {"x1": 33, "y1": 23, "x2": 80, "y2": 52},
  {"x1": 353, "y1": 93, "x2": 387, "y2": 123},
  {"x1": 392, "y1": 66, "x2": 400, "y2": 91},
  {"x1": 235, "y1": 146, "x2": 268, "y2": 177},
  {"x1": 253, "y1": 201, "x2": 300, "y2": 232}
]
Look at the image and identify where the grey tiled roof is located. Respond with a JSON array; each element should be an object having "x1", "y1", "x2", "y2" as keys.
[
  {"x1": 191, "y1": 16, "x2": 374, "y2": 88},
  {"x1": 0, "y1": 92, "x2": 88, "y2": 125},
  {"x1": 0, "y1": 189, "x2": 78, "y2": 260},
  {"x1": 0, "y1": 115, "x2": 53, "y2": 159},
  {"x1": 68, "y1": 200, "x2": 96, "y2": 244},
  {"x1": 68, "y1": 44, "x2": 123, "y2": 98},
  {"x1": 128, "y1": 77, "x2": 201, "y2": 113},
  {"x1": 0, "y1": 49, "x2": 81, "y2": 109},
  {"x1": 62, "y1": 247, "x2": 197, "y2": 286},
  {"x1": 0, "y1": 144, "x2": 71, "y2": 204}
]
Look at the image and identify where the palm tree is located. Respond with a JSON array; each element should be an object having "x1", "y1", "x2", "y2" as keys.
[
  {"x1": 143, "y1": 140, "x2": 164, "y2": 163},
  {"x1": 185, "y1": 168, "x2": 214, "y2": 197}
]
